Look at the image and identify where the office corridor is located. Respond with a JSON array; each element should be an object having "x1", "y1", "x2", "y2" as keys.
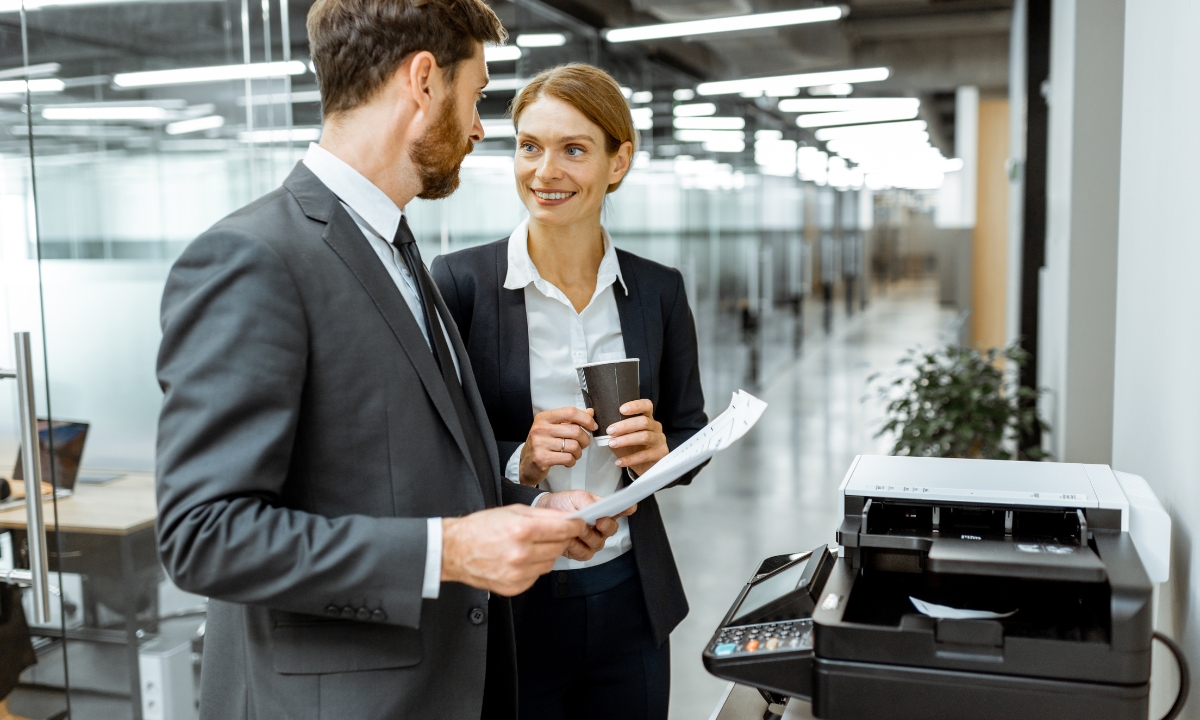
[{"x1": 658, "y1": 280, "x2": 958, "y2": 719}]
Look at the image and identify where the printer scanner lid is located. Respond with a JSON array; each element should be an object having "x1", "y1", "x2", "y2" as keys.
[{"x1": 840, "y1": 456, "x2": 1128, "y2": 522}]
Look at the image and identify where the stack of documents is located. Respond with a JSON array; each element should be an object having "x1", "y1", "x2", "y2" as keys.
[{"x1": 570, "y1": 390, "x2": 768, "y2": 524}]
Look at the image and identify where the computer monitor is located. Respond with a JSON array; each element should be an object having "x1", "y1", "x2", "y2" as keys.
[{"x1": 13, "y1": 419, "x2": 89, "y2": 494}]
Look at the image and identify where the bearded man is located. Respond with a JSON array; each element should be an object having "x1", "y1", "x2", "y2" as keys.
[{"x1": 153, "y1": 1, "x2": 627, "y2": 718}]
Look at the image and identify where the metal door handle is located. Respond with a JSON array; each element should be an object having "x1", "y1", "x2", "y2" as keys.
[{"x1": 0, "y1": 333, "x2": 51, "y2": 623}]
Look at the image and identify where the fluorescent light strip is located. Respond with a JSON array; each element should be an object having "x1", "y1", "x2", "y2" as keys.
[
  {"x1": 631, "y1": 90, "x2": 653, "y2": 104},
  {"x1": 484, "y1": 77, "x2": 528, "y2": 92},
  {"x1": 814, "y1": 120, "x2": 927, "y2": 141},
  {"x1": 797, "y1": 105, "x2": 919, "y2": 129},
  {"x1": 481, "y1": 118, "x2": 515, "y2": 138},
  {"x1": 673, "y1": 102, "x2": 716, "y2": 117},
  {"x1": 0, "y1": 63, "x2": 59, "y2": 80},
  {"x1": 605, "y1": 6, "x2": 842, "y2": 43},
  {"x1": 114, "y1": 60, "x2": 306, "y2": 88},
  {"x1": 0, "y1": 78, "x2": 64, "y2": 94},
  {"x1": 43, "y1": 105, "x2": 168, "y2": 120},
  {"x1": 238, "y1": 127, "x2": 320, "y2": 143},
  {"x1": 484, "y1": 46, "x2": 522, "y2": 63},
  {"x1": 1, "y1": 0, "x2": 220, "y2": 10},
  {"x1": 674, "y1": 129, "x2": 745, "y2": 143},
  {"x1": 697, "y1": 67, "x2": 888, "y2": 97},
  {"x1": 516, "y1": 33, "x2": 567, "y2": 48},
  {"x1": 166, "y1": 115, "x2": 225, "y2": 135},
  {"x1": 779, "y1": 98, "x2": 918, "y2": 113},
  {"x1": 673, "y1": 116, "x2": 744, "y2": 130},
  {"x1": 631, "y1": 107, "x2": 653, "y2": 130},
  {"x1": 235, "y1": 90, "x2": 322, "y2": 106},
  {"x1": 808, "y1": 83, "x2": 853, "y2": 96}
]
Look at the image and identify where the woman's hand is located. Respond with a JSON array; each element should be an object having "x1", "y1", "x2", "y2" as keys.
[
  {"x1": 519, "y1": 407, "x2": 598, "y2": 486},
  {"x1": 606, "y1": 399, "x2": 669, "y2": 477}
]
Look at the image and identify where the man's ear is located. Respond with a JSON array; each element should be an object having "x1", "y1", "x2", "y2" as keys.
[{"x1": 405, "y1": 50, "x2": 439, "y2": 116}]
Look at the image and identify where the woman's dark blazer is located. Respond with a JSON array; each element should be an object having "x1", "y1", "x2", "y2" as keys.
[{"x1": 431, "y1": 238, "x2": 708, "y2": 645}]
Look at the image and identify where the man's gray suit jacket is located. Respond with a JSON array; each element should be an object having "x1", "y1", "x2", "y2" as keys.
[{"x1": 155, "y1": 162, "x2": 540, "y2": 720}]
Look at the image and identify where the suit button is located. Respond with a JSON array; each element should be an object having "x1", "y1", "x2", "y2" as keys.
[
  {"x1": 371, "y1": 609, "x2": 387, "y2": 622},
  {"x1": 557, "y1": 584, "x2": 569, "y2": 597},
  {"x1": 325, "y1": 604, "x2": 340, "y2": 616},
  {"x1": 341, "y1": 606, "x2": 356, "y2": 619},
  {"x1": 356, "y1": 607, "x2": 370, "y2": 621},
  {"x1": 468, "y1": 607, "x2": 486, "y2": 625},
  {"x1": 557, "y1": 572, "x2": 569, "y2": 584}
]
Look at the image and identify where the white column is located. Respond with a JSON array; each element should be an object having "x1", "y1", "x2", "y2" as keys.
[
  {"x1": 1111, "y1": 0, "x2": 1200, "y2": 710},
  {"x1": 1037, "y1": 0, "x2": 1125, "y2": 463}
]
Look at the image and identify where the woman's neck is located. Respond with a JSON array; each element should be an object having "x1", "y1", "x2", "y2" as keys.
[{"x1": 526, "y1": 215, "x2": 606, "y2": 313}]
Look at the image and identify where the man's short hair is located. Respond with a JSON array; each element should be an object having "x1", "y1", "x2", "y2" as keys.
[{"x1": 307, "y1": 0, "x2": 505, "y2": 116}]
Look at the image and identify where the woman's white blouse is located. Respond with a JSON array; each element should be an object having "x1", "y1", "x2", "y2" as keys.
[{"x1": 502, "y1": 219, "x2": 632, "y2": 570}]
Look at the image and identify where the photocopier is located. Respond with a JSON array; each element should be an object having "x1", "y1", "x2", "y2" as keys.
[{"x1": 703, "y1": 455, "x2": 1182, "y2": 720}]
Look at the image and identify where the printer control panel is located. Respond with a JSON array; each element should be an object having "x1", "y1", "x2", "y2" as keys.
[{"x1": 708, "y1": 618, "x2": 813, "y2": 658}]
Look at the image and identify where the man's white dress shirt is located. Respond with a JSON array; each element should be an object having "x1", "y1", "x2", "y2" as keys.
[
  {"x1": 502, "y1": 219, "x2": 633, "y2": 570},
  {"x1": 302, "y1": 143, "x2": 462, "y2": 600}
]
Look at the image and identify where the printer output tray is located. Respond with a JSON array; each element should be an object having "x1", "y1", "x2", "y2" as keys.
[{"x1": 813, "y1": 657, "x2": 1148, "y2": 720}]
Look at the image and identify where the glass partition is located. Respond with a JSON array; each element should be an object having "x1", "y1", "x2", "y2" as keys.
[{"x1": 2, "y1": 0, "x2": 843, "y2": 715}]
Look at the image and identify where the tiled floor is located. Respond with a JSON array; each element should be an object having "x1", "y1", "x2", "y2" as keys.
[{"x1": 658, "y1": 279, "x2": 956, "y2": 720}]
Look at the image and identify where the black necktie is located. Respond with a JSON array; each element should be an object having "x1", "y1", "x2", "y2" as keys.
[{"x1": 392, "y1": 217, "x2": 497, "y2": 508}]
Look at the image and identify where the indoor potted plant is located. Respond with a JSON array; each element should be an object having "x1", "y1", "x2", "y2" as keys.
[{"x1": 872, "y1": 342, "x2": 1049, "y2": 460}]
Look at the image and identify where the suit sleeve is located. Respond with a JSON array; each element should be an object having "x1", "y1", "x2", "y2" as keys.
[
  {"x1": 155, "y1": 229, "x2": 428, "y2": 629},
  {"x1": 657, "y1": 269, "x2": 709, "y2": 487}
]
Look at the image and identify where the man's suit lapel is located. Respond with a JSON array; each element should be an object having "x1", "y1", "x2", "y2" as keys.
[
  {"x1": 302, "y1": 187, "x2": 481, "y2": 494},
  {"x1": 427, "y1": 273, "x2": 503, "y2": 505},
  {"x1": 496, "y1": 240, "x2": 535, "y2": 430},
  {"x1": 614, "y1": 253, "x2": 653, "y2": 400}
]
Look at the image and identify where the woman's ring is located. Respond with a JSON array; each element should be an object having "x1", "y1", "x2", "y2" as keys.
[{"x1": 560, "y1": 438, "x2": 566, "y2": 452}]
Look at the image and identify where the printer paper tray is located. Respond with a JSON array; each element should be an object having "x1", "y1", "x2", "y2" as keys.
[{"x1": 927, "y1": 538, "x2": 1107, "y2": 582}]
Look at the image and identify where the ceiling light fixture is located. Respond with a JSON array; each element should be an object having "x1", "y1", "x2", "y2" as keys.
[
  {"x1": 673, "y1": 88, "x2": 696, "y2": 101},
  {"x1": 797, "y1": 105, "x2": 920, "y2": 129},
  {"x1": 631, "y1": 107, "x2": 654, "y2": 130},
  {"x1": 484, "y1": 77, "x2": 529, "y2": 92},
  {"x1": 631, "y1": 90, "x2": 653, "y2": 104},
  {"x1": 238, "y1": 127, "x2": 321, "y2": 143},
  {"x1": 0, "y1": 78, "x2": 64, "y2": 94},
  {"x1": 42, "y1": 105, "x2": 169, "y2": 120},
  {"x1": 114, "y1": 60, "x2": 306, "y2": 88},
  {"x1": 1, "y1": 0, "x2": 220, "y2": 10},
  {"x1": 484, "y1": 46, "x2": 522, "y2": 63},
  {"x1": 673, "y1": 116, "x2": 745, "y2": 130},
  {"x1": 166, "y1": 115, "x2": 225, "y2": 135},
  {"x1": 814, "y1": 119, "x2": 926, "y2": 141},
  {"x1": 698, "y1": 67, "x2": 888, "y2": 97},
  {"x1": 673, "y1": 102, "x2": 716, "y2": 117},
  {"x1": 481, "y1": 118, "x2": 515, "y2": 138},
  {"x1": 604, "y1": 6, "x2": 843, "y2": 43},
  {"x1": 779, "y1": 98, "x2": 918, "y2": 113},
  {"x1": 516, "y1": 33, "x2": 567, "y2": 48},
  {"x1": 809, "y1": 83, "x2": 854, "y2": 96}
]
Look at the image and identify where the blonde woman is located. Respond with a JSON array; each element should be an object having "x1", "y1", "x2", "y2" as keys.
[{"x1": 432, "y1": 64, "x2": 707, "y2": 719}]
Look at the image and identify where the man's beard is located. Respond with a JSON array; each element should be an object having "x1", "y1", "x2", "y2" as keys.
[{"x1": 410, "y1": 94, "x2": 474, "y2": 201}]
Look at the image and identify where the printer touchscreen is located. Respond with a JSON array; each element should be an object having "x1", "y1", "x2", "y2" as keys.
[{"x1": 732, "y1": 557, "x2": 810, "y2": 624}]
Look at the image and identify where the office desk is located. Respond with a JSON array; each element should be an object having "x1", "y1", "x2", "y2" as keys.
[
  {"x1": 711, "y1": 683, "x2": 816, "y2": 720},
  {"x1": 0, "y1": 473, "x2": 160, "y2": 720}
]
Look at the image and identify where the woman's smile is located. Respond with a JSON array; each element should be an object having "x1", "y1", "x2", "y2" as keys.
[{"x1": 532, "y1": 188, "x2": 578, "y2": 205}]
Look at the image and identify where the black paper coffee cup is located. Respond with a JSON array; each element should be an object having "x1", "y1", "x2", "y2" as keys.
[{"x1": 576, "y1": 358, "x2": 641, "y2": 447}]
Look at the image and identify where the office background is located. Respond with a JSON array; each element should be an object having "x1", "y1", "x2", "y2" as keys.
[{"x1": 1, "y1": 0, "x2": 1197, "y2": 718}]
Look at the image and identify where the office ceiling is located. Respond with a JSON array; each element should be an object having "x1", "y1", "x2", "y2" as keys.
[{"x1": 0, "y1": 0, "x2": 1010, "y2": 158}]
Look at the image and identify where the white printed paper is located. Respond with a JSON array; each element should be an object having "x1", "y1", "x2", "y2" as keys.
[
  {"x1": 909, "y1": 597, "x2": 1017, "y2": 620},
  {"x1": 570, "y1": 390, "x2": 768, "y2": 524}
]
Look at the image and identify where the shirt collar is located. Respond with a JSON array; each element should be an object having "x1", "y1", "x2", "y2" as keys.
[
  {"x1": 503, "y1": 218, "x2": 628, "y2": 297},
  {"x1": 302, "y1": 143, "x2": 403, "y2": 242}
]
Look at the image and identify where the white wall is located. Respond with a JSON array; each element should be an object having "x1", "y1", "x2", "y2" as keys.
[
  {"x1": 1112, "y1": 0, "x2": 1200, "y2": 710},
  {"x1": 1038, "y1": 0, "x2": 1125, "y2": 463}
]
